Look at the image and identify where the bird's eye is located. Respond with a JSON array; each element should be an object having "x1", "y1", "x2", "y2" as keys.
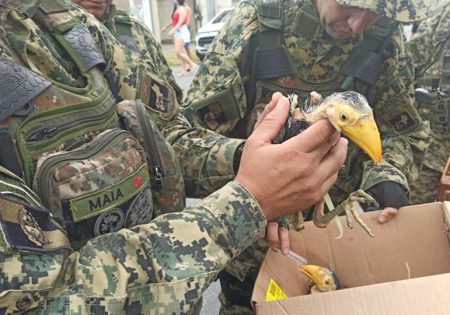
[
  {"x1": 324, "y1": 279, "x2": 330, "y2": 285},
  {"x1": 340, "y1": 113, "x2": 348, "y2": 121}
]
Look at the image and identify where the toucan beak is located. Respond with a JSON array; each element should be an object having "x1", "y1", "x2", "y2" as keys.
[
  {"x1": 299, "y1": 265, "x2": 325, "y2": 286},
  {"x1": 340, "y1": 115, "x2": 382, "y2": 164}
]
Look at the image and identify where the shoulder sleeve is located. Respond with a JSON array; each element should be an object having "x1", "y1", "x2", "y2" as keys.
[
  {"x1": 182, "y1": 1, "x2": 260, "y2": 136},
  {"x1": 359, "y1": 27, "x2": 430, "y2": 191},
  {"x1": 123, "y1": 16, "x2": 184, "y2": 104}
]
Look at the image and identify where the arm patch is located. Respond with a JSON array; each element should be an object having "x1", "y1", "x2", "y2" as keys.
[{"x1": 0, "y1": 197, "x2": 70, "y2": 253}]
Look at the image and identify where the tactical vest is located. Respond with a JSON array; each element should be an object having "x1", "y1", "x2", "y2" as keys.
[
  {"x1": 189, "y1": 0, "x2": 396, "y2": 140},
  {"x1": 415, "y1": 44, "x2": 450, "y2": 138},
  {"x1": 231, "y1": 0, "x2": 396, "y2": 139},
  {"x1": 188, "y1": 0, "x2": 399, "y2": 196},
  {"x1": 0, "y1": 1, "x2": 185, "y2": 249}
]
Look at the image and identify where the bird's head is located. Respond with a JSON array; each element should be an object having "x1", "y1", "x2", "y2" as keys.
[
  {"x1": 304, "y1": 91, "x2": 382, "y2": 164},
  {"x1": 299, "y1": 264, "x2": 340, "y2": 293}
]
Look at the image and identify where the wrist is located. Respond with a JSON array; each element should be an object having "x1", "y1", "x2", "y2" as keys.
[{"x1": 366, "y1": 181, "x2": 409, "y2": 209}]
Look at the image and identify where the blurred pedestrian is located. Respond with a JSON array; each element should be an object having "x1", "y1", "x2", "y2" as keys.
[{"x1": 162, "y1": 0, "x2": 196, "y2": 76}]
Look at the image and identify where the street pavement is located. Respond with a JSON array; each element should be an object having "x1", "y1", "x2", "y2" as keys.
[{"x1": 163, "y1": 43, "x2": 221, "y2": 315}]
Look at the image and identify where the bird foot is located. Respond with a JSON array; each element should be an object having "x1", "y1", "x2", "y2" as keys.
[{"x1": 341, "y1": 189, "x2": 377, "y2": 237}]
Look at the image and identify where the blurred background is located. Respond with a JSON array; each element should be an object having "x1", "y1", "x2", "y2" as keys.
[{"x1": 115, "y1": 0, "x2": 237, "y2": 43}]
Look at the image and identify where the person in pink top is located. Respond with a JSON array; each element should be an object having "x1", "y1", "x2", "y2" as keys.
[{"x1": 162, "y1": 0, "x2": 196, "y2": 76}]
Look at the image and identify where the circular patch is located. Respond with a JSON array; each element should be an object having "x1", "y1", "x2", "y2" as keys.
[
  {"x1": 125, "y1": 187, "x2": 153, "y2": 227},
  {"x1": 18, "y1": 208, "x2": 49, "y2": 247},
  {"x1": 94, "y1": 208, "x2": 125, "y2": 236}
]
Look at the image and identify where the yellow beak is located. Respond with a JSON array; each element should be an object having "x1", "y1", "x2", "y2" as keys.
[
  {"x1": 299, "y1": 265, "x2": 325, "y2": 286},
  {"x1": 340, "y1": 115, "x2": 382, "y2": 164}
]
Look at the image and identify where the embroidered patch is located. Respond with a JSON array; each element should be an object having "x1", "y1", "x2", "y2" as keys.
[
  {"x1": 125, "y1": 187, "x2": 153, "y2": 227},
  {"x1": 201, "y1": 103, "x2": 226, "y2": 130},
  {"x1": 94, "y1": 208, "x2": 125, "y2": 236},
  {"x1": 0, "y1": 197, "x2": 70, "y2": 252},
  {"x1": 140, "y1": 74, "x2": 170, "y2": 113},
  {"x1": 18, "y1": 207, "x2": 50, "y2": 247}
]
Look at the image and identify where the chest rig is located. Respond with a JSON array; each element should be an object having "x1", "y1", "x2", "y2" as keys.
[
  {"x1": 230, "y1": 0, "x2": 396, "y2": 139},
  {"x1": 0, "y1": 1, "x2": 184, "y2": 249}
]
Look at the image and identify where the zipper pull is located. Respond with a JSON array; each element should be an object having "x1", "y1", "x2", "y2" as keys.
[
  {"x1": 153, "y1": 165, "x2": 164, "y2": 190},
  {"x1": 27, "y1": 127, "x2": 58, "y2": 142}
]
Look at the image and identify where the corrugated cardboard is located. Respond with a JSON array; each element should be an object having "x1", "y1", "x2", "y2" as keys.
[{"x1": 252, "y1": 202, "x2": 450, "y2": 314}]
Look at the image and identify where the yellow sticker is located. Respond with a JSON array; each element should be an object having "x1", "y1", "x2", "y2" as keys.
[{"x1": 266, "y1": 278, "x2": 288, "y2": 302}]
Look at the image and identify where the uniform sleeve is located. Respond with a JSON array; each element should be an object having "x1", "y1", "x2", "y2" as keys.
[
  {"x1": 0, "y1": 181, "x2": 266, "y2": 314},
  {"x1": 127, "y1": 17, "x2": 184, "y2": 104},
  {"x1": 407, "y1": 1, "x2": 450, "y2": 79},
  {"x1": 181, "y1": 1, "x2": 260, "y2": 136},
  {"x1": 358, "y1": 28, "x2": 430, "y2": 192},
  {"x1": 72, "y1": 7, "x2": 245, "y2": 197}
]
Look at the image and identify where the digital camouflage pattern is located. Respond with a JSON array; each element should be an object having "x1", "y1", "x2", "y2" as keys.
[
  {"x1": 0, "y1": 176, "x2": 266, "y2": 314},
  {"x1": 407, "y1": 0, "x2": 450, "y2": 79},
  {"x1": 336, "y1": 0, "x2": 434, "y2": 22},
  {"x1": 0, "y1": 0, "x2": 186, "y2": 251},
  {"x1": 101, "y1": 4, "x2": 183, "y2": 104},
  {"x1": 182, "y1": 0, "x2": 430, "y2": 312},
  {"x1": 183, "y1": 0, "x2": 429, "y2": 210},
  {"x1": 0, "y1": 0, "x2": 255, "y2": 313},
  {"x1": 407, "y1": 0, "x2": 450, "y2": 203}
]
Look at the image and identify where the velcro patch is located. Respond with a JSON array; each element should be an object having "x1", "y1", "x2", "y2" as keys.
[
  {"x1": 198, "y1": 103, "x2": 227, "y2": 131},
  {"x1": 140, "y1": 74, "x2": 170, "y2": 113},
  {"x1": 0, "y1": 197, "x2": 70, "y2": 252},
  {"x1": 384, "y1": 109, "x2": 419, "y2": 133}
]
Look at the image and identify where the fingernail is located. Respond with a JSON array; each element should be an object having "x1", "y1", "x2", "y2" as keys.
[{"x1": 282, "y1": 247, "x2": 288, "y2": 255}]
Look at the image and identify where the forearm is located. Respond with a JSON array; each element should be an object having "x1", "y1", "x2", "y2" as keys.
[
  {"x1": 1, "y1": 182, "x2": 266, "y2": 313},
  {"x1": 163, "y1": 112, "x2": 244, "y2": 197}
]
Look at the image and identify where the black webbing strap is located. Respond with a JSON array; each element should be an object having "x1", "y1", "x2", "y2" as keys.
[
  {"x1": 253, "y1": 0, "x2": 294, "y2": 80},
  {"x1": 341, "y1": 20, "x2": 398, "y2": 103},
  {"x1": 253, "y1": 46, "x2": 295, "y2": 80}
]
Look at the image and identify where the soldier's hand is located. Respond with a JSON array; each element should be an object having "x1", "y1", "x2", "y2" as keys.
[
  {"x1": 235, "y1": 96, "x2": 348, "y2": 221},
  {"x1": 254, "y1": 92, "x2": 284, "y2": 130},
  {"x1": 266, "y1": 221, "x2": 290, "y2": 254},
  {"x1": 254, "y1": 92, "x2": 305, "y2": 130},
  {"x1": 378, "y1": 207, "x2": 398, "y2": 223}
]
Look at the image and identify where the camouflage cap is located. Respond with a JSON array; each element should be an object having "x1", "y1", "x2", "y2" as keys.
[{"x1": 335, "y1": 0, "x2": 434, "y2": 22}]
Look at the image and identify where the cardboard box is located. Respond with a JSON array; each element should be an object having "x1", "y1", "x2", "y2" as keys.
[{"x1": 252, "y1": 202, "x2": 450, "y2": 314}]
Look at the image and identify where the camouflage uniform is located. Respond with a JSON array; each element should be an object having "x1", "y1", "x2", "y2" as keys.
[
  {"x1": 182, "y1": 0, "x2": 431, "y2": 313},
  {"x1": 100, "y1": 9, "x2": 205, "y2": 312},
  {"x1": 100, "y1": 3, "x2": 183, "y2": 104},
  {"x1": 407, "y1": 0, "x2": 450, "y2": 203},
  {"x1": 0, "y1": 0, "x2": 260, "y2": 313}
]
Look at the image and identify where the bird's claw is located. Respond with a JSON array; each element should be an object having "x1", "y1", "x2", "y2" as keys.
[{"x1": 341, "y1": 190, "x2": 377, "y2": 237}]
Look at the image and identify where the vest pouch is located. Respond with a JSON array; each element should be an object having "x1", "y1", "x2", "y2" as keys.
[
  {"x1": 17, "y1": 98, "x2": 119, "y2": 186},
  {"x1": 32, "y1": 128, "x2": 153, "y2": 249},
  {"x1": 117, "y1": 100, "x2": 185, "y2": 217}
]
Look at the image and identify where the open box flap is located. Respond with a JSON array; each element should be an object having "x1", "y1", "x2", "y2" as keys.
[
  {"x1": 255, "y1": 273, "x2": 450, "y2": 315},
  {"x1": 252, "y1": 202, "x2": 450, "y2": 309}
]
